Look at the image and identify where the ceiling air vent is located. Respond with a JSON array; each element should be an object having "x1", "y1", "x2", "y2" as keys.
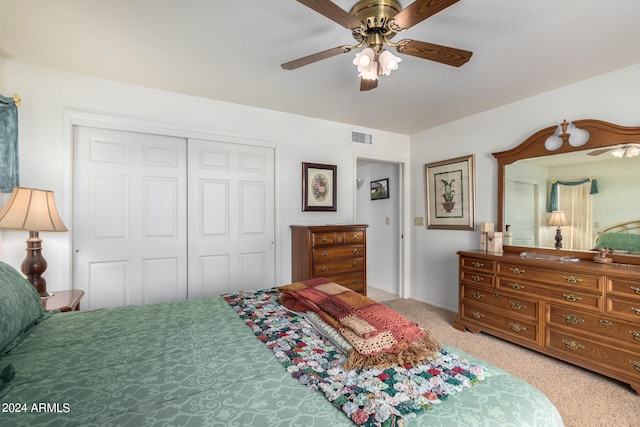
[{"x1": 350, "y1": 130, "x2": 373, "y2": 146}]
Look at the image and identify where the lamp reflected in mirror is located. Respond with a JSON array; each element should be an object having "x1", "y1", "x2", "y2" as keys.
[{"x1": 548, "y1": 210, "x2": 569, "y2": 249}]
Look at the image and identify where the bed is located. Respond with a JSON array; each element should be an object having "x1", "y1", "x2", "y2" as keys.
[
  {"x1": 0, "y1": 261, "x2": 564, "y2": 426},
  {"x1": 594, "y1": 219, "x2": 640, "y2": 254}
]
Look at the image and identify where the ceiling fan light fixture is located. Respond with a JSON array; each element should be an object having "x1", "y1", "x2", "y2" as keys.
[
  {"x1": 611, "y1": 147, "x2": 626, "y2": 158},
  {"x1": 378, "y1": 49, "x2": 401, "y2": 76},
  {"x1": 626, "y1": 145, "x2": 640, "y2": 158},
  {"x1": 353, "y1": 47, "x2": 378, "y2": 80}
]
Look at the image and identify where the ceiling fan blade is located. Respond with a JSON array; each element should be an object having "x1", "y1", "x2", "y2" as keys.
[
  {"x1": 396, "y1": 39, "x2": 472, "y2": 67},
  {"x1": 391, "y1": 0, "x2": 460, "y2": 31},
  {"x1": 297, "y1": 0, "x2": 363, "y2": 29},
  {"x1": 587, "y1": 148, "x2": 612, "y2": 156},
  {"x1": 360, "y1": 78, "x2": 378, "y2": 91},
  {"x1": 281, "y1": 45, "x2": 353, "y2": 70}
]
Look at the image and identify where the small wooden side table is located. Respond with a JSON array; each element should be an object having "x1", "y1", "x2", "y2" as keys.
[{"x1": 42, "y1": 290, "x2": 85, "y2": 312}]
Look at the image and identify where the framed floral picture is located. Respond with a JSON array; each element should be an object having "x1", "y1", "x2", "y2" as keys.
[
  {"x1": 424, "y1": 154, "x2": 476, "y2": 230},
  {"x1": 302, "y1": 162, "x2": 337, "y2": 212}
]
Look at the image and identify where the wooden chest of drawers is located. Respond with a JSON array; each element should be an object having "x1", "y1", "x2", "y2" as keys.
[
  {"x1": 454, "y1": 250, "x2": 640, "y2": 393},
  {"x1": 290, "y1": 224, "x2": 368, "y2": 295}
]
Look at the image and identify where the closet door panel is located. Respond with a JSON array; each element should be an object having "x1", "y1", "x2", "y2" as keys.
[{"x1": 74, "y1": 126, "x2": 188, "y2": 309}]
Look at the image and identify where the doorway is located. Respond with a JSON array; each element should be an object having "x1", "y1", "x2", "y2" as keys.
[{"x1": 355, "y1": 158, "x2": 404, "y2": 300}]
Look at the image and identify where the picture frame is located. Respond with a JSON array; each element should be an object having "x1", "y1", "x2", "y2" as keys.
[
  {"x1": 424, "y1": 154, "x2": 476, "y2": 230},
  {"x1": 302, "y1": 162, "x2": 337, "y2": 212},
  {"x1": 370, "y1": 178, "x2": 389, "y2": 200}
]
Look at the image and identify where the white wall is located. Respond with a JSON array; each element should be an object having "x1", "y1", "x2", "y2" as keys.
[
  {"x1": 0, "y1": 61, "x2": 410, "y2": 292},
  {"x1": 409, "y1": 62, "x2": 640, "y2": 311}
]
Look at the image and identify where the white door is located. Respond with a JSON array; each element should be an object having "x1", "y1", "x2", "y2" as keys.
[
  {"x1": 505, "y1": 180, "x2": 537, "y2": 246},
  {"x1": 74, "y1": 127, "x2": 276, "y2": 309},
  {"x1": 74, "y1": 126, "x2": 188, "y2": 309},
  {"x1": 187, "y1": 139, "x2": 275, "y2": 298}
]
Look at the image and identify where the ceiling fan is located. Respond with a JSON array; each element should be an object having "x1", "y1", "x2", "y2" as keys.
[
  {"x1": 588, "y1": 144, "x2": 640, "y2": 158},
  {"x1": 281, "y1": 0, "x2": 473, "y2": 91}
]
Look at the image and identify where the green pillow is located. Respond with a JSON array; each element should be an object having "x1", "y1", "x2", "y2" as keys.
[{"x1": 0, "y1": 261, "x2": 45, "y2": 354}]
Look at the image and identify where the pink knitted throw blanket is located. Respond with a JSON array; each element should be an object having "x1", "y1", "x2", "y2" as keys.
[{"x1": 278, "y1": 278, "x2": 442, "y2": 370}]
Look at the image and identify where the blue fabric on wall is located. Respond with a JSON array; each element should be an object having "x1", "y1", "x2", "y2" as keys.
[{"x1": 0, "y1": 94, "x2": 19, "y2": 193}]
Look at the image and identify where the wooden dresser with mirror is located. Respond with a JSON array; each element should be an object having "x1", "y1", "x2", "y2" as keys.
[{"x1": 454, "y1": 119, "x2": 640, "y2": 393}]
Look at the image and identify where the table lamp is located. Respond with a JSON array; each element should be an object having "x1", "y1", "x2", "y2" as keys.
[
  {"x1": 0, "y1": 187, "x2": 68, "y2": 296},
  {"x1": 548, "y1": 210, "x2": 568, "y2": 249}
]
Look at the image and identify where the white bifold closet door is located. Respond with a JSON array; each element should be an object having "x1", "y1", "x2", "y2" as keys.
[{"x1": 73, "y1": 126, "x2": 274, "y2": 310}]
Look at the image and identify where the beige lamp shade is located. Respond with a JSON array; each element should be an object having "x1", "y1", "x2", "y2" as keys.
[
  {"x1": 0, "y1": 187, "x2": 68, "y2": 232},
  {"x1": 548, "y1": 211, "x2": 568, "y2": 227}
]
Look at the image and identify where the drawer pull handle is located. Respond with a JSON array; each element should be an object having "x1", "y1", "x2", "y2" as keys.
[
  {"x1": 563, "y1": 293, "x2": 582, "y2": 302},
  {"x1": 471, "y1": 261, "x2": 484, "y2": 268},
  {"x1": 493, "y1": 293, "x2": 501, "y2": 298},
  {"x1": 631, "y1": 286, "x2": 640, "y2": 295},
  {"x1": 629, "y1": 331, "x2": 640, "y2": 342},
  {"x1": 509, "y1": 323, "x2": 527, "y2": 332},
  {"x1": 562, "y1": 315, "x2": 584, "y2": 325},
  {"x1": 509, "y1": 267, "x2": 525, "y2": 275},
  {"x1": 321, "y1": 251, "x2": 328, "y2": 257},
  {"x1": 471, "y1": 311, "x2": 485, "y2": 319},
  {"x1": 509, "y1": 283, "x2": 524, "y2": 290},
  {"x1": 320, "y1": 266, "x2": 329, "y2": 272},
  {"x1": 352, "y1": 248, "x2": 359, "y2": 254},
  {"x1": 351, "y1": 279, "x2": 359, "y2": 284},
  {"x1": 352, "y1": 262, "x2": 358, "y2": 268},
  {"x1": 509, "y1": 301, "x2": 526, "y2": 310},
  {"x1": 471, "y1": 275, "x2": 484, "y2": 282},
  {"x1": 563, "y1": 276, "x2": 582, "y2": 284},
  {"x1": 563, "y1": 339, "x2": 584, "y2": 351},
  {"x1": 630, "y1": 361, "x2": 640, "y2": 372},
  {"x1": 320, "y1": 236, "x2": 328, "y2": 242},
  {"x1": 631, "y1": 307, "x2": 640, "y2": 316},
  {"x1": 599, "y1": 319, "x2": 612, "y2": 326},
  {"x1": 351, "y1": 235, "x2": 359, "y2": 241},
  {"x1": 471, "y1": 291, "x2": 484, "y2": 299}
]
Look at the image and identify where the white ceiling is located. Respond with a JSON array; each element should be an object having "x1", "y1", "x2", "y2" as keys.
[{"x1": 2, "y1": 0, "x2": 640, "y2": 134}]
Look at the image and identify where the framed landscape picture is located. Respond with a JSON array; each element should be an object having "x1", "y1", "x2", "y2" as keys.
[
  {"x1": 370, "y1": 178, "x2": 389, "y2": 200},
  {"x1": 302, "y1": 162, "x2": 337, "y2": 212},
  {"x1": 424, "y1": 154, "x2": 476, "y2": 230}
]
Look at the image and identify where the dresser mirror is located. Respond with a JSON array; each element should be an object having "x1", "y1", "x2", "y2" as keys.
[{"x1": 493, "y1": 119, "x2": 640, "y2": 261}]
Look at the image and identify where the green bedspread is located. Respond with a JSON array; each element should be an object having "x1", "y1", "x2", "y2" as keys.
[{"x1": 0, "y1": 295, "x2": 564, "y2": 426}]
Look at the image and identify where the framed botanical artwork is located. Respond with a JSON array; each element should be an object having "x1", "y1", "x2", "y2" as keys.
[
  {"x1": 370, "y1": 178, "x2": 389, "y2": 200},
  {"x1": 302, "y1": 162, "x2": 337, "y2": 212},
  {"x1": 424, "y1": 154, "x2": 476, "y2": 230}
]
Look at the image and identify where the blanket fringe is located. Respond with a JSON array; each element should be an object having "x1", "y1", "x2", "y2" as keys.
[{"x1": 343, "y1": 328, "x2": 443, "y2": 370}]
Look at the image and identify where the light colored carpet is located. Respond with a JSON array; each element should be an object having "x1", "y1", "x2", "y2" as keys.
[{"x1": 380, "y1": 298, "x2": 639, "y2": 427}]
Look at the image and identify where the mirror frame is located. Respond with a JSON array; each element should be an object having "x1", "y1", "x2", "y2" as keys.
[{"x1": 493, "y1": 119, "x2": 640, "y2": 262}]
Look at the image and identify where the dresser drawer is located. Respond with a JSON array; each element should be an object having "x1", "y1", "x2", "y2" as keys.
[
  {"x1": 461, "y1": 257, "x2": 495, "y2": 273},
  {"x1": 546, "y1": 328, "x2": 640, "y2": 382},
  {"x1": 547, "y1": 304, "x2": 640, "y2": 349},
  {"x1": 498, "y1": 263, "x2": 602, "y2": 291},
  {"x1": 608, "y1": 277, "x2": 640, "y2": 301},
  {"x1": 607, "y1": 296, "x2": 640, "y2": 322},
  {"x1": 313, "y1": 258, "x2": 364, "y2": 276},
  {"x1": 460, "y1": 302, "x2": 538, "y2": 344},
  {"x1": 313, "y1": 245, "x2": 364, "y2": 262},
  {"x1": 462, "y1": 284, "x2": 538, "y2": 320},
  {"x1": 496, "y1": 278, "x2": 603, "y2": 312},
  {"x1": 330, "y1": 273, "x2": 366, "y2": 293},
  {"x1": 312, "y1": 232, "x2": 337, "y2": 246},
  {"x1": 460, "y1": 269, "x2": 494, "y2": 288}
]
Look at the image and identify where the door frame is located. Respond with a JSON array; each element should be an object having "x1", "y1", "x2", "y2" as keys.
[
  {"x1": 62, "y1": 110, "x2": 276, "y2": 290},
  {"x1": 353, "y1": 153, "x2": 409, "y2": 298}
]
